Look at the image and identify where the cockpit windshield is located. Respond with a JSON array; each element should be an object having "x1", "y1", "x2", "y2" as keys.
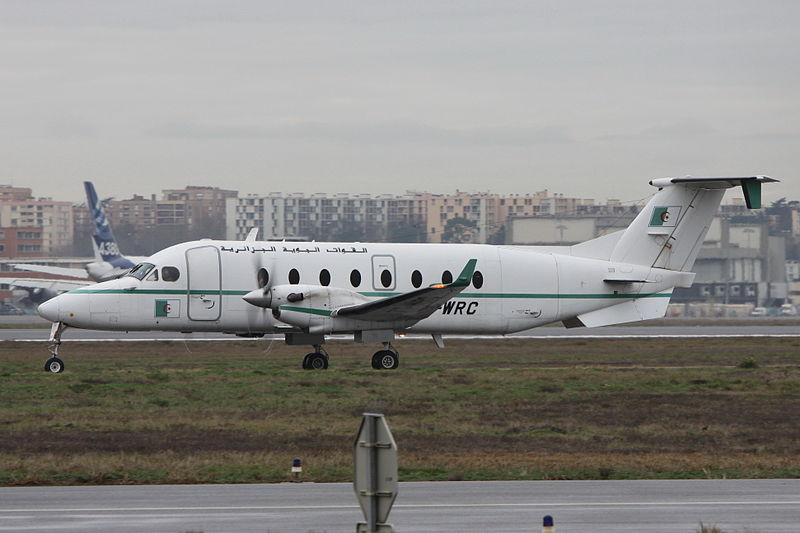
[{"x1": 126, "y1": 262, "x2": 156, "y2": 280}]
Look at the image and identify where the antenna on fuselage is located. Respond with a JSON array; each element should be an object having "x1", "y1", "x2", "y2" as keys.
[{"x1": 245, "y1": 228, "x2": 259, "y2": 242}]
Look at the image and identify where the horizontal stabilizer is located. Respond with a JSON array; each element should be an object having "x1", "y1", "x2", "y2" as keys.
[
  {"x1": 10, "y1": 278, "x2": 92, "y2": 292},
  {"x1": 648, "y1": 176, "x2": 778, "y2": 209},
  {"x1": 11, "y1": 264, "x2": 90, "y2": 280}
]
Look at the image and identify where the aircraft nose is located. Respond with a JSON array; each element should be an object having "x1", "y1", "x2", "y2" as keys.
[{"x1": 37, "y1": 296, "x2": 60, "y2": 322}]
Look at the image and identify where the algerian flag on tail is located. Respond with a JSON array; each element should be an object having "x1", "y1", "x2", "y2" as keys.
[
  {"x1": 155, "y1": 299, "x2": 180, "y2": 318},
  {"x1": 649, "y1": 206, "x2": 681, "y2": 227}
]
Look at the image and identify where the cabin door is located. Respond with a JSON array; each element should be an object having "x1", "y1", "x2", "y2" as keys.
[
  {"x1": 186, "y1": 245, "x2": 222, "y2": 321},
  {"x1": 371, "y1": 254, "x2": 396, "y2": 291}
]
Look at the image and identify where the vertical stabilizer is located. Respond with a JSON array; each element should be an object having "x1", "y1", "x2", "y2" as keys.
[
  {"x1": 84, "y1": 181, "x2": 123, "y2": 263},
  {"x1": 609, "y1": 176, "x2": 777, "y2": 271}
]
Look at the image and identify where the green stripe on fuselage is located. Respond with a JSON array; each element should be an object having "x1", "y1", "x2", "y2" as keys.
[
  {"x1": 71, "y1": 288, "x2": 672, "y2": 299},
  {"x1": 279, "y1": 305, "x2": 333, "y2": 317}
]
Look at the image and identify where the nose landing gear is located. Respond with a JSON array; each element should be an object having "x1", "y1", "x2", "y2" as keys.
[{"x1": 44, "y1": 322, "x2": 68, "y2": 373}]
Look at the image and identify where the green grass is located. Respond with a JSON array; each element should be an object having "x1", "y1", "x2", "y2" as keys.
[{"x1": 0, "y1": 337, "x2": 798, "y2": 485}]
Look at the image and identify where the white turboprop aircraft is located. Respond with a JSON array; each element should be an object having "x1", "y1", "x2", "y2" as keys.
[{"x1": 37, "y1": 176, "x2": 776, "y2": 373}]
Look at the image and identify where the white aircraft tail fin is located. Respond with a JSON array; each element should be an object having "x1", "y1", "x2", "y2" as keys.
[{"x1": 608, "y1": 176, "x2": 777, "y2": 271}]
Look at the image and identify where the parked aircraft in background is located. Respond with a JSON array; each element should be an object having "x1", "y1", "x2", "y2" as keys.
[
  {"x1": 11, "y1": 182, "x2": 147, "y2": 302},
  {"x1": 37, "y1": 176, "x2": 776, "y2": 373}
]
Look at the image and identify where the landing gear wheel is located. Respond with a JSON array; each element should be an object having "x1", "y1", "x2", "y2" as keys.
[
  {"x1": 305, "y1": 353, "x2": 329, "y2": 370},
  {"x1": 44, "y1": 321, "x2": 68, "y2": 374},
  {"x1": 44, "y1": 357, "x2": 65, "y2": 374},
  {"x1": 372, "y1": 350, "x2": 399, "y2": 370}
]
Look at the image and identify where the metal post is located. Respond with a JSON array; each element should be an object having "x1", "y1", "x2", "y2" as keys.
[
  {"x1": 354, "y1": 413, "x2": 397, "y2": 533},
  {"x1": 366, "y1": 414, "x2": 378, "y2": 533}
]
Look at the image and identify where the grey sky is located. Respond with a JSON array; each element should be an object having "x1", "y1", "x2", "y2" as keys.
[{"x1": 1, "y1": 0, "x2": 797, "y2": 204}]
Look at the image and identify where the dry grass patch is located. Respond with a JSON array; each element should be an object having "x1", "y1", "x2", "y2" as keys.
[{"x1": 1, "y1": 338, "x2": 798, "y2": 485}]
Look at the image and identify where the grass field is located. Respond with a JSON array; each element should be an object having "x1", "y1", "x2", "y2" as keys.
[{"x1": 0, "y1": 336, "x2": 798, "y2": 485}]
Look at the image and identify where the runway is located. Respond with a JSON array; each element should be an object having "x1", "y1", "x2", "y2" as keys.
[
  {"x1": 1, "y1": 479, "x2": 798, "y2": 532},
  {"x1": 2, "y1": 322, "x2": 799, "y2": 341}
]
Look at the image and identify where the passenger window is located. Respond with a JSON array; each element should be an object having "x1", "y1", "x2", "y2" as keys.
[
  {"x1": 319, "y1": 269, "x2": 331, "y2": 286},
  {"x1": 411, "y1": 270, "x2": 422, "y2": 288},
  {"x1": 146, "y1": 270, "x2": 159, "y2": 282},
  {"x1": 350, "y1": 269, "x2": 361, "y2": 287},
  {"x1": 162, "y1": 266, "x2": 180, "y2": 282},
  {"x1": 472, "y1": 270, "x2": 483, "y2": 289},
  {"x1": 441, "y1": 270, "x2": 453, "y2": 284},
  {"x1": 381, "y1": 269, "x2": 392, "y2": 288},
  {"x1": 257, "y1": 268, "x2": 269, "y2": 288},
  {"x1": 289, "y1": 268, "x2": 300, "y2": 285}
]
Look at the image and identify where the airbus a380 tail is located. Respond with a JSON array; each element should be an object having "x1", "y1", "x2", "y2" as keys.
[
  {"x1": 37, "y1": 176, "x2": 776, "y2": 373},
  {"x1": 12, "y1": 182, "x2": 147, "y2": 296},
  {"x1": 81, "y1": 181, "x2": 148, "y2": 280}
]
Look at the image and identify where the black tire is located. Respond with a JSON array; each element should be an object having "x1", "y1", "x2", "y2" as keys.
[
  {"x1": 44, "y1": 357, "x2": 64, "y2": 374},
  {"x1": 372, "y1": 350, "x2": 399, "y2": 370},
  {"x1": 302, "y1": 353, "x2": 313, "y2": 370},
  {"x1": 306, "y1": 353, "x2": 329, "y2": 370}
]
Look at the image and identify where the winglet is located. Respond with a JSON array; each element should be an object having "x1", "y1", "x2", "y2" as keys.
[
  {"x1": 427, "y1": 259, "x2": 477, "y2": 289},
  {"x1": 451, "y1": 259, "x2": 478, "y2": 287}
]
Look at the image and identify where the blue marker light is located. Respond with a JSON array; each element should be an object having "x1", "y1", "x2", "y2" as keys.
[{"x1": 291, "y1": 457, "x2": 303, "y2": 482}]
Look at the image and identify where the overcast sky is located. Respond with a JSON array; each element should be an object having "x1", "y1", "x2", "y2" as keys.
[{"x1": 1, "y1": 0, "x2": 797, "y2": 205}]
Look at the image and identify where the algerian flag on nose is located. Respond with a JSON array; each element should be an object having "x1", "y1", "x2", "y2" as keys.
[
  {"x1": 155, "y1": 299, "x2": 181, "y2": 317},
  {"x1": 649, "y1": 206, "x2": 681, "y2": 227}
]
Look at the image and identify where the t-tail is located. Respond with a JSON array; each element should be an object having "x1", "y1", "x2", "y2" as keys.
[
  {"x1": 85, "y1": 181, "x2": 124, "y2": 263},
  {"x1": 565, "y1": 176, "x2": 777, "y2": 329},
  {"x1": 609, "y1": 176, "x2": 778, "y2": 271}
]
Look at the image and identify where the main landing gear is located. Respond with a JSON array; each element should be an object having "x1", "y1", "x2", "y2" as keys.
[
  {"x1": 44, "y1": 322, "x2": 68, "y2": 373},
  {"x1": 371, "y1": 343, "x2": 399, "y2": 370},
  {"x1": 297, "y1": 343, "x2": 399, "y2": 370},
  {"x1": 302, "y1": 345, "x2": 329, "y2": 370},
  {"x1": 286, "y1": 333, "x2": 400, "y2": 371}
]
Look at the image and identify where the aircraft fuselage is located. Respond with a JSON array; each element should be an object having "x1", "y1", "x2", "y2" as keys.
[{"x1": 40, "y1": 239, "x2": 675, "y2": 336}]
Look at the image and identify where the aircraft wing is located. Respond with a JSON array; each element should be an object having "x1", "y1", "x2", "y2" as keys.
[
  {"x1": 11, "y1": 263, "x2": 89, "y2": 280},
  {"x1": 10, "y1": 277, "x2": 92, "y2": 292},
  {"x1": 333, "y1": 259, "x2": 477, "y2": 322}
]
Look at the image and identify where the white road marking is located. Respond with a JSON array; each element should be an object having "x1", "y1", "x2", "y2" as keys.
[
  {"x1": 3, "y1": 500, "x2": 799, "y2": 513},
  {"x1": 6, "y1": 333, "x2": 800, "y2": 342}
]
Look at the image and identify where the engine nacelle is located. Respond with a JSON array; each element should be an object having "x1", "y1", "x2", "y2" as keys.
[
  {"x1": 244, "y1": 284, "x2": 416, "y2": 333},
  {"x1": 269, "y1": 284, "x2": 369, "y2": 312},
  {"x1": 270, "y1": 284, "x2": 383, "y2": 333},
  {"x1": 243, "y1": 283, "x2": 370, "y2": 323}
]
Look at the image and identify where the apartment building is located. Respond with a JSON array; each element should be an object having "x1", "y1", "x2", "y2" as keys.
[
  {"x1": 0, "y1": 227, "x2": 46, "y2": 258},
  {"x1": 0, "y1": 186, "x2": 73, "y2": 256},
  {"x1": 226, "y1": 189, "x2": 593, "y2": 244},
  {"x1": 227, "y1": 193, "x2": 427, "y2": 242},
  {"x1": 104, "y1": 186, "x2": 237, "y2": 235}
]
